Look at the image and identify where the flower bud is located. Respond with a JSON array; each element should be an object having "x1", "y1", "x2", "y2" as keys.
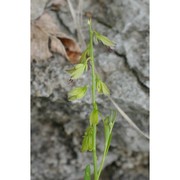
[
  {"x1": 81, "y1": 126, "x2": 93, "y2": 152},
  {"x1": 96, "y1": 79, "x2": 110, "y2": 95},
  {"x1": 68, "y1": 86, "x2": 88, "y2": 101},
  {"x1": 90, "y1": 109, "x2": 99, "y2": 125},
  {"x1": 66, "y1": 63, "x2": 85, "y2": 79}
]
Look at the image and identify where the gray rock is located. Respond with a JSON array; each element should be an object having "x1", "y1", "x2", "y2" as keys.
[
  {"x1": 31, "y1": 0, "x2": 49, "y2": 20},
  {"x1": 84, "y1": 0, "x2": 149, "y2": 87},
  {"x1": 113, "y1": 0, "x2": 149, "y2": 87}
]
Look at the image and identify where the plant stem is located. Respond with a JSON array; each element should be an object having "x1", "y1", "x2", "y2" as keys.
[
  {"x1": 97, "y1": 144, "x2": 107, "y2": 179},
  {"x1": 89, "y1": 19, "x2": 98, "y2": 180},
  {"x1": 92, "y1": 125, "x2": 97, "y2": 180}
]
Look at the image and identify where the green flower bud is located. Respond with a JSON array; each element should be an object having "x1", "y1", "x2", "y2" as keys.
[
  {"x1": 81, "y1": 126, "x2": 94, "y2": 152},
  {"x1": 94, "y1": 31, "x2": 115, "y2": 47},
  {"x1": 68, "y1": 86, "x2": 88, "y2": 101},
  {"x1": 90, "y1": 109, "x2": 99, "y2": 125},
  {"x1": 87, "y1": 18, "x2": 91, "y2": 25},
  {"x1": 96, "y1": 79, "x2": 110, "y2": 95},
  {"x1": 66, "y1": 63, "x2": 85, "y2": 79},
  {"x1": 101, "y1": 82, "x2": 110, "y2": 95}
]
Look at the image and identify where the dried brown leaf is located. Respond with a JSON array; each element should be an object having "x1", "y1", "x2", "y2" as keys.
[
  {"x1": 50, "y1": 36, "x2": 67, "y2": 58},
  {"x1": 31, "y1": 12, "x2": 81, "y2": 63},
  {"x1": 57, "y1": 35, "x2": 81, "y2": 64},
  {"x1": 34, "y1": 12, "x2": 60, "y2": 34}
]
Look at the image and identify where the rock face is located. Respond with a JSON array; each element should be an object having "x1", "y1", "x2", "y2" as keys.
[
  {"x1": 31, "y1": 0, "x2": 149, "y2": 180},
  {"x1": 31, "y1": 0, "x2": 49, "y2": 20}
]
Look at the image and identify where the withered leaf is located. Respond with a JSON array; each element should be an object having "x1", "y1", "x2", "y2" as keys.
[
  {"x1": 31, "y1": 22, "x2": 52, "y2": 61},
  {"x1": 34, "y1": 12, "x2": 60, "y2": 34},
  {"x1": 50, "y1": 36, "x2": 67, "y2": 58},
  {"x1": 31, "y1": 12, "x2": 81, "y2": 64},
  {"x1": 57, "y1": 35, "x2": 81, "y2": 64}
]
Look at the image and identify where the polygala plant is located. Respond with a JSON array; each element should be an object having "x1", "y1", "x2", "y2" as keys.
[{"x1": 67, "y1": 19, "x2": 117, "y2": 180}]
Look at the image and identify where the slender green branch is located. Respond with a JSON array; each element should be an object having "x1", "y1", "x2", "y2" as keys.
[
  {"x1": 97, "y1": 146, "x2": 107, "y2": 179},
  {"x1": 92, "y1": 125, "x2": 97, "y2": 180},
  {"x1": 89, "y1": 19, "x2": 98, "y2": 180}
]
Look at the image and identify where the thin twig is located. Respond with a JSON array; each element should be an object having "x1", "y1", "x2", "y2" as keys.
[
  {"x1": 67, "y1": 0, "x2": 86, "y2": 49},
  {"x1": 67, "y1": 0, "x2": 77, "y2": 26},
  {"x1": 108, "y1": 96, "x2": 149, "y2": 140}
]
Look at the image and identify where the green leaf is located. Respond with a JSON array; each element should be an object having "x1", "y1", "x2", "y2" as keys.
[
  {"x1": 66, "y1": 64, "x2": 85, "y2": 79},
  {"x1": 93, "y1": 34, "x2": 98, "y2": 45},
  {"x1": 90, "y1": 109, "x2": 99, "y2": 125},
  {"x1": 103, "y1": 110, "x2": 117, "y2": 155},
  {"x1": 101, "y1": 82, "x2": 110, "y2": 95},
  {"x1": 105, "y1": 133, "x2": 112, "y2": 156},
  {"x1": 94, "y1": 31, "x2": 115, "y2": 47},
  {"x1": 68, "y1": 86, "x2": 88, "y2": 101},
  {"x1": 109, "y1": 110, "x2": 117, "y2": 130},
  {"x1": 81, "y1": 126, "x2": 94, "y2": 152},
  {"x1": 96, "y1": 78, "x2": 102, "y2": 93},
  {"x1": 84, "y1": 165, "x2": 91, "y2": 180},
  {"x1": 103, "y1": 116, "x2": 111, "y2": 143}
]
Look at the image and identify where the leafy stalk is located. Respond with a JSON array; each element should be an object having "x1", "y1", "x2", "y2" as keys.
[
  {"x1": 88, "y1": 19, "x2": 98, "y2": 180},
  {"x1": 67, "y1": 19, "x2": 116, "y2": 180}
]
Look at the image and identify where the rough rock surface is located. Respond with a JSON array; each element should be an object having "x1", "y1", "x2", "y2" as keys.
[
  {"x1": 31, "y1": 0, "x2": 49, "y2": 20},
  {"x1": 31, "y1": 0, "x2": 149, "y2": 179}
]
